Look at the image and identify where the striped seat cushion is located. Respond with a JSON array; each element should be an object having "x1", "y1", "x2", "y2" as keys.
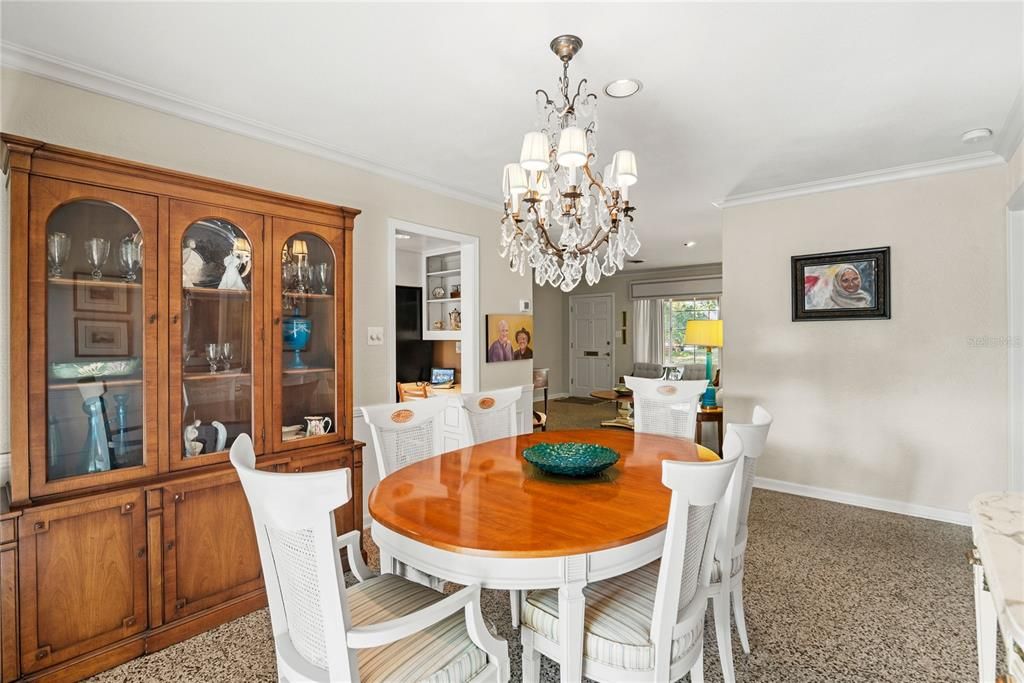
[
  {"x1": 348, "y1": 574, "x2": 489, "y2": 683},
  {"x1": 522, "y1": 561, "x2": 703, "y2": 671}
]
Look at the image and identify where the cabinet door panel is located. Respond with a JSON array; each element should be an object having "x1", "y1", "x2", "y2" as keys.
[
  {"x1": 162, "y1": 473, "x2": 262, "y2": 621},
  {"x1": 168, "y1": 200, "x2": 265, "y2": 470},
  {"x1": 270, "y1": 218, "x2": 346, "y2": 452},
  {"x1": 29, "y1": 177, "x2": 160, "y2": 497},
  {"x1": 18, "y1": 490, "x2": 147, "y2": 673}
]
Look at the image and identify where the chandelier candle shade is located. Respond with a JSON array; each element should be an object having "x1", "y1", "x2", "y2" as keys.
[{"x1": 500, "y1": 35, "x2": 641, "y2": 291}]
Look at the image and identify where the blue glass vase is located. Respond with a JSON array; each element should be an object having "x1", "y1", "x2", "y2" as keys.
[
  {"x1": 81, "y1": 396, "x2": 112, "y2": 474},
  {"x1": 111, "y1": 393, "x2": 130, "y2": 467},
  {"x1": 282, "y1": 315, "x2": 312, "y2": 369}
]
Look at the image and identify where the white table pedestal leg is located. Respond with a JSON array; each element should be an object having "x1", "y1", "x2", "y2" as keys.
[
  {"x1": 973, "y1": 561, "x2": 997, "y2": 683},
  {"x1": 558, "y1": 556, "x2": 587, "y2": 683}
]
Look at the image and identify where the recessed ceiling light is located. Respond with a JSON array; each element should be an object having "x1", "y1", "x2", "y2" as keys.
[
  {"x1": 683, "y1": 241, "x2": 697, "y2": 248},
  {"x1": 627, "y1": 258, "x2": 645, "y2": 264},
  {"x1": 961, "y1": 128, "x2": 993, "y2": 144},
  {"x1": 604, "y1": 79, "x2": 643, "y2": 98},
  {"x1": 395, "y1": 233, "x2": 412, "y2": 240}
]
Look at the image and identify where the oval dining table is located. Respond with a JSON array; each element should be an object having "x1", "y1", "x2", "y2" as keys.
[{"x1": 368, "y1": 428, "x2": 719, "y2": 683}]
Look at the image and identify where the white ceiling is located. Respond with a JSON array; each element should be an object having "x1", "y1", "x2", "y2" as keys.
[{"x1": 2, "y1": 2, "x2": 1021, "y2": 268}]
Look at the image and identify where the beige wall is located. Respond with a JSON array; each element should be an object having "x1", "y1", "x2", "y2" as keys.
[
  {"x1": 0, "y1": 68, "x2": 532, "y2": 419},
  {"x1": 722, "y1": 163, "x2": 1009, "y2": 515},
  {"x1": 532, "y1": 263, "x2": 723, "y2": 395}
]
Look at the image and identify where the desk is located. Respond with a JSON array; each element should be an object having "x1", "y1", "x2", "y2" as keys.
[
  {"x1": 589, "y1": 389, "x2": 634, "y2": 429},
  {"x1": 696, "y1": 407, "x2": 724, "y2": 454},
  {"x1": 369, "y1": 429, "x2": 719, "y2": 683}
]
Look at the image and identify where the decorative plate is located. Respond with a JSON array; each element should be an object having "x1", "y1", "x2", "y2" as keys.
[
  {"x1": 432, "y1": 286, "x2": 445, "y2": 298},
  {"x1": 50, "y1": 358, "x2": 141, "y2": 379},
  {"x1": 522, "y1": 442, "x2": 620, "y2": 478}
]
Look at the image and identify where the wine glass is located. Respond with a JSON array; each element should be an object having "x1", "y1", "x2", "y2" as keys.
[
  {"x1": 205, "y1": 343, "x2": 221, "y2": 374},
  {"x1": 220, "y1": 342, "x2": 234, "y2": 371},
  {"x1": 47, "y1": 232, "x2": 71, "y2": 278},
  {"x1": 315, "y1": 263, "x2": 331, "y2": 294},
  {"x1": 119, "y1": 235, "x2": 142, "y2": 282},
  {"x1": 84, "y1": 237, "x2": 110, "y2": 280}
]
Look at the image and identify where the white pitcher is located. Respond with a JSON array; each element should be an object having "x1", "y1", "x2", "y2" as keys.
[{"x1": 304, "y1": 415, "x2": 332, "y2": 436}]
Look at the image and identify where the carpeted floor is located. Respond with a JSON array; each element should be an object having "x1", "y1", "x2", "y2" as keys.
[{"x1": 88, "y1": 402, "x2": 978, "y2": 682}]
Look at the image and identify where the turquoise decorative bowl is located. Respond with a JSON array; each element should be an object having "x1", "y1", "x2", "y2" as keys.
[{"x1": 522, "y1": 442, "x2": 620, "y2": 478}]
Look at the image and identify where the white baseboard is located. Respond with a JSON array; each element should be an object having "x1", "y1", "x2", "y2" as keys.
[{"x1": 754, "y1": 476, "x2": 970, "y2": 526}]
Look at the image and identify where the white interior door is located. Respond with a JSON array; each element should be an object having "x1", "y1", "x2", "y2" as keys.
[{"x1": 569, "y1": 294, "x2": 613, "y2": 397}]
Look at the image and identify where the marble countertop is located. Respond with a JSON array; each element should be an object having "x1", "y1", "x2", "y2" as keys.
[{"x1": 970, "y1": 492, "x2": 1024, "y2": 644}]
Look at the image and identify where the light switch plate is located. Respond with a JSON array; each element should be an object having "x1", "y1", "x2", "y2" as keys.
[
  {"x1": 367, "y1": 326, "x2": 384, "y2": 345},
  {"x1": 519, "y1": 299, "x2": 532, "y2": 313}
]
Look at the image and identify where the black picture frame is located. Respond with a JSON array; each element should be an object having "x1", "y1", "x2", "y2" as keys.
[{"x1": 791, "y1": 247, "x2": 891, "y2": 321}]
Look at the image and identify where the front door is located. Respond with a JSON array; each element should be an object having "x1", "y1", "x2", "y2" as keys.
[{"x1": 569, "y1": 294, "x2": 613, "y2": 397}]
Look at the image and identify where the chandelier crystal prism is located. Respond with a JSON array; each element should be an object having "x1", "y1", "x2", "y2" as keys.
[{"x1": 500, "y1": 35, "x2": 640, "y2": 292}]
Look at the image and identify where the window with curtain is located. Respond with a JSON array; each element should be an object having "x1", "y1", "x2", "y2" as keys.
[{"x1": 662, "y1": 298, "x2": 720, "y2": 367}]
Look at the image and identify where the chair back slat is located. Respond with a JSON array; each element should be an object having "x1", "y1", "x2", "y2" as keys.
[
  {"x1": 625, "y1": 377, "x2": 707, "y2": 439},
  {"x1": 726, "y1": 405, "x2": 773, "y2": 545},
  {"x1": 458, "y1": 386, "x2": 522, "y2": 445},
  {"x1": 230, "y1": 435, "x2": 359, "y2": 681},
  {"x1": 649, "y1": 432, "x2": 742, "y2": 666},
  {"x1": 361, "y1": 396, "x2": 447, "y2": 477}
]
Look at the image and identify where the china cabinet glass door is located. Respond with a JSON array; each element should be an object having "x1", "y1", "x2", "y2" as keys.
[
  {"x1": 30, "y1": 178, "x2": 160, "y2": 494},
  {"x1": 169, "y1": 200, "x2": 264, "y2": 469},
  {"x1": 272, "y1": 218, "x2": 342, "y2": 450}
]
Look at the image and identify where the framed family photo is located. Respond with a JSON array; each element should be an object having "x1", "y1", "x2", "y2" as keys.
[
  {"x1": 791, "y1": 247, "x2": 890, "y2": 321},
  {"x1": 486, "y1": 314, "x2": 534, "y2": 362}
]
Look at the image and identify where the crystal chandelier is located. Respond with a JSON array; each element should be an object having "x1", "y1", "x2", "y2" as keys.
[{"x1": 500, "y1": 35, "x2": 640, "y2": 292}]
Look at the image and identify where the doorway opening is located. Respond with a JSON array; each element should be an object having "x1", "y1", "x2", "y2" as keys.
[
  {"x1": 385, "y1": 219, "x2": 479, "y2": 399},
  {"x1": 1009, "y1": 197, "x2": 1023, "y2": 492}
]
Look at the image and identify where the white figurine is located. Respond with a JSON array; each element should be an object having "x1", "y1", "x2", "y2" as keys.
[
  {"x1": 211, "y1": 420, "x2": 228, "y2": 451},
  {"x1": 182, "y1": 239, "x2": 205, "y2": 287},
  {"x1": 218, "y1": 252, "x2": 247, "y2": 290},
  {"x1": 184, "y1": 419, "x2": 202, "y2": 457}
]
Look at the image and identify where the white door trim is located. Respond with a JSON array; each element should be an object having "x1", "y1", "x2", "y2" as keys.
[
  {"x1": 1007, "y1": 195, "x2": 1024, "y2": 492},
  {"x1": 386, "y1": 219, "x2": 480, "y2": 398},
  {"x1": 568, "y1": 292, "x2": 615, "y2": 397}
]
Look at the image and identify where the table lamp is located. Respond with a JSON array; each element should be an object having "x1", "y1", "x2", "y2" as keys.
[{"x1": 683, "y1": 319, "x2": 723, "y2": 408}]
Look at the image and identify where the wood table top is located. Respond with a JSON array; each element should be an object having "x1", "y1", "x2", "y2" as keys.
[{"x1": 368, "y1": 429, "x2": 719, "y2": 558}]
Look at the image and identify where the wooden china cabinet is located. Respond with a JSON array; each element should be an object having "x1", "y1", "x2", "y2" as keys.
[{"x1": 0, "y1": 135, "x2": 362, "y2": 682}]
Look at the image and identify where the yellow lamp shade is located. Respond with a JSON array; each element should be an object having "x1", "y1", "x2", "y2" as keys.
[{"x1": 683, "y1": 319, "x2": 723, "y2": 348}]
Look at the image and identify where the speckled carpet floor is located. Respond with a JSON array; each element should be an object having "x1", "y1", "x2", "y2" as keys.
[{"x1": 89, "y1": 402, "x2": 978, "y2": 682}]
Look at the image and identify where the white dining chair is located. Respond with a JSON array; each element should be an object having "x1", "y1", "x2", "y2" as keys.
[
  {"x1": 458, "y1": 386, "x2": 523, "y2": 445},
  {"x1": 361, "y1": 396, "x2": 447, "y2": 588},
  {"x1": 457, "y1": 386, "x2": 525, "y2": 628},
  {"x1": 229, "y1": 435, "x2": 510, "y2": 683},
  {"x1": 710, "y1": 406, "x2": 773, "y2": 683},
  {"x1": 519, "y1": 433, "x2": 743, "y2": 683},
  {"x1": 624, "y1": 376, "x2": 708, "y2": 439},
  {"x1": 361, "y1": 396, "x2": 447, "y2": 480}
]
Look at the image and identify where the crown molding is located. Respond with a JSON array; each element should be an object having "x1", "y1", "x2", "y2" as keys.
[
  {"x1": 0, "y1": 42, "x2": 500, "y2": 210},
  {"x1": 994, "y1": 85, "x2": 1024, "y2": 162},
  {"x1": 715, "y1": 151, "x2": 1005, "y2": 209}
]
